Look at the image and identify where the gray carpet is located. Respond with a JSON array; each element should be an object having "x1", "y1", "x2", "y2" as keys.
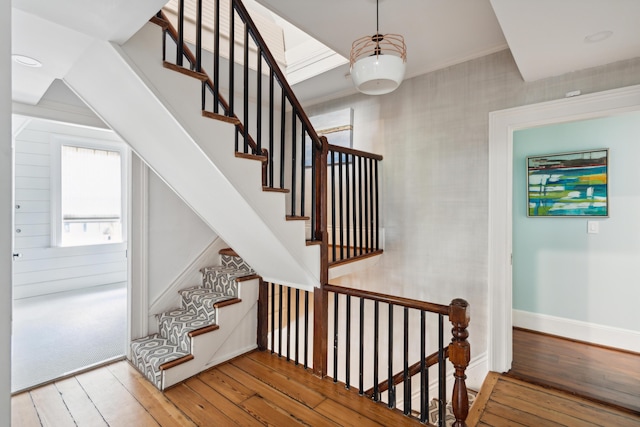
[{"x1": 11, "y1": 282, "x2": 127, "y2": 393}]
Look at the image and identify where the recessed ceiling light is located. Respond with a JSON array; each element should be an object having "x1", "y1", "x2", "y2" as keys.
[
  {"x1": 12, "y1": 54, "x2": 43, "y2": 68},
  {"x1": 584, "y1": 31, "x2": 613, "y2": 44}
]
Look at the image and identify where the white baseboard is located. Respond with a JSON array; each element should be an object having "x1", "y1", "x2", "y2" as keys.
[{"x1": 513, "y1": 309, "x2": 640, "y2": 353}]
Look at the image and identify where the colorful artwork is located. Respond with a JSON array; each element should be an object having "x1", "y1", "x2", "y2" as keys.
[{"x1": 527, "y1": 149, "x2": 608, "y2": 217}]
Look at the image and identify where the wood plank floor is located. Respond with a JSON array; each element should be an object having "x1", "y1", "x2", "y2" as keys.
[
  {"x1": 467, "y1": 373, "x2": 640, "y2": 427},
  {"x1": 509, "y1": 327, "x2": 640, "y2": 414},
  {"x1": 12, "y1": 351, "x2": 422, "y2": 426}
]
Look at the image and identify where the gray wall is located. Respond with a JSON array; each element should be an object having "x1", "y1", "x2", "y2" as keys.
[
  {"x1": 1, "y1": 0, "x2": 11, "y2": 421},
  {"x1": 513, "y1": 112, "x2": 640, "y2": 331},
  {"x1": 304, "y1": 49, "x2": 640, "y2": 357}
]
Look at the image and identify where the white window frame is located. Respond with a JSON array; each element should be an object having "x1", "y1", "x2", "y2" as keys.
[{"x1": 50, "y1": 134, "x2": 128, "y2": 248}]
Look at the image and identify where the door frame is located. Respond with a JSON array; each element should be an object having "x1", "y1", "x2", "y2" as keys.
[{"x1": 487, "y1": 84, "x2": 640, "y2": 373}]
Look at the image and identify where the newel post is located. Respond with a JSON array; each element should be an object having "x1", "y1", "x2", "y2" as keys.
[
  {"x1": 449, "y1": 298, "x2": 470, "y2": 427},
  {"x1": 313, "y1": 136, "x2": 329, "y2": 377}
]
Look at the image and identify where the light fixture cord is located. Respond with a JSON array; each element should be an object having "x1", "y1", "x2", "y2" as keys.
[{"x1": 375, "y1": 0, "x2": 381, "y2": 55}]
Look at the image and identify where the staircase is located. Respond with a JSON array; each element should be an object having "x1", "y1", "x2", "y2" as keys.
[{"x1": 131, "y1": 248, "x2": 259, "y2": 390}]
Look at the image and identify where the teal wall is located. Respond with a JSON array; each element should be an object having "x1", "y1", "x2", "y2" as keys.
[{"x1": 513, "y1": 111, "x2": 640, "y2": 331}]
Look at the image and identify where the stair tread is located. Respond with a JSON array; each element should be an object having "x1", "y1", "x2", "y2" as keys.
[
  {"x1": 163, "y1": 61, "x2": 208, "y2": 81},
  {"x1": 131, "y1": 334, "x2": 190, "y2": 366},
  {"x1": 218, "y1": 247, "x2": 238, "y2": 257},
  {"x1": 202, "y1": 110, "x2": 241, "y2": 125}
]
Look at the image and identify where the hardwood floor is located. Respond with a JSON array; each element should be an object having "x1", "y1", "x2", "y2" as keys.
[
  {"x1": 468, "y1": 373, "x2": 640, "y2": 427},
  {"x1": 509, "y1": 327, "x2": 640, "y2": 414},
  {"x1": 12, "y1": 351, "x2": 422, "y2": 426}
]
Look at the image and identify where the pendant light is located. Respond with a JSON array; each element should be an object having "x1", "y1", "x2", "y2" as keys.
[{"x1": 350, "y1": 0, "x2": 407, "y2": 95}]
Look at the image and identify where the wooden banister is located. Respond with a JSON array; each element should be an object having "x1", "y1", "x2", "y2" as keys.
[
  {"x1": 323, "y1": 283, "x2": 450, "y2": 315},
  {"x1": 449, "y1": 298, "x2": 471, "y2": 427}
]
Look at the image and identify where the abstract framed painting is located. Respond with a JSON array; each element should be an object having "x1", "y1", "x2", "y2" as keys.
[{"x1": 527, "y1": 149, "x2": 609, "y2": 217}]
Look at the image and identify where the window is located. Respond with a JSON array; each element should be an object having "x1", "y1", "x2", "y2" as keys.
[{"x1": 58, "y1": 144, "x2": 124, "y2": 246}]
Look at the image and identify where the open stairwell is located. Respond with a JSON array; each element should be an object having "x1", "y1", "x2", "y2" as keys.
[
  {"x1": 131, "y1": 248, "x2": 260, "y2": 390},
  {"x1": 64, "y1": 22, "x2": 320, "y2": 291}
]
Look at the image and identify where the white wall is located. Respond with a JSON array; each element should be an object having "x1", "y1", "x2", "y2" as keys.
[
  {"x1": 513, "y1": 112, "x2": 640, "y2": 333},
  {"x1": 147, "y1": 169, "x2": 219, "y2": 302},
  {"x1": 12, "y1": 118, "x2": 128, "y2": 299},
  {"x1": 305, "y1": 49, "x2": 640, "y2": 367},
  {"x1": 1, "y1": 0, "x2": 12, "y2": 420}
]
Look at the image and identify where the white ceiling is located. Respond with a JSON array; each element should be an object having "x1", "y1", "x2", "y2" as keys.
[{"x1": 11, "y1": 0, "x2": 640, "y2": 106}]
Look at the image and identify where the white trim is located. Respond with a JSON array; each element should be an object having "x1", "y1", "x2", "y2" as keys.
[
  {"x1": 488, "y1": 84, "x2": 640, "y2": 373},
  {"x1": 514, "y1": 310, "x2": 640, "y2": 354}
]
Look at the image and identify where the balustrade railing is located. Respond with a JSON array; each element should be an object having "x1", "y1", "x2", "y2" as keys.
[
  {"x1": 155, "y1": 0, "x2": 327, "y2": 240},
  {"x1": 150, "y1": 2, "x2": 468, "y2": 425},
  {"x1": 327, "y1": 145, "x2": 382, "y2": 265},
  {"x1": 259, "y1": 281, "x2": 471, "y2": 426}
]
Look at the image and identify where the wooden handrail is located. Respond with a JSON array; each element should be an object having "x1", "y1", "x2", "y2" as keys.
[
  {"x1": 328, "y1": 144, "x2": 384, "y2": 161},
  {"x1": 324, "y1": 283, "x2": 450, "y2": 315},
  {"x1": 365, "y1": 347, "x2": 450, "y2": 396}
]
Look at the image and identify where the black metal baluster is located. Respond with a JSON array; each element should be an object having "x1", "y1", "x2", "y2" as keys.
[
  {"x1": 369, "y1": 158, "x2": 374, "y2": 253},
  {"x1": 291, "y1": 110, "x2": 297, "y2": 215},
  {"x1": 277, "y1": 284, "x2": 283, "y2": 356},
  {"x1": 213, "y1": 0, "x2": 220, "y2": 113},
  {"x1": 338, "y1": 153, "x2": 344, "y2": 261},
  {"x1": 311, "y1": 140, "x2": 316, "y2": 240},
  {"x1": 373, "y1": 300, "x2": 379, "y2": 401},
  {"x1": 358, "y1": 156, "x2": 363, "y2": 255},
  {"x1": 295, "y1": 288, "x2": 299, "y2": 365},
  {"x1": 286, "y1": 286, "x2": 291, "y2": 361},
  {"x1": 420, "y1": 310, "x2": 428, "y2": 423},
  {"x1": 438, "y1": 313, "x2": 446, "y2": 427},
  {"x1": 256, "y1": 49, "x2": 262, "y2": 153},
  {"x1": 358, "y1": 297, "x2": 364, "y2": 395},
  {"x1": 270, "y1": 282, "x2": 275, "y2": 353},
  {"x1": 345, "y1": 294, "x2": 351, "y2": 389},
  {"x1": 331, "y1": 151, "x2": 336, "y2": 262},
  {"x1": 388, "y1": 303, "x2": 395, "y2": 408},
  {"x1": 280, "y1": 90, "x2": 286, "y2": 189},
  {"x1": 195, "y1": 0, "x2": 202, "y2": 71},
  {"x1": 228, "y1": 4, "x2": 235, "y2": 119},
  {"x1": 345, "y1": 154, "x2": 351, "y2": 259},
  {"x1": 364, "y1": 157, "x2": 369, "y2": 254},
  {"x1": 176, "y1": 0, "x2": 184, "y2": 66},
  {"x1": 196, "y1": 0, "x2": 205, "y2": 110},
  {"x1": 403, "y1": 307, "x2": 410, "y2": 415},
  {"x1": 304, "y1": 290, "x2": 309, "y2": 369},
  {"x1": 300, "y1": 124, "x2": 306, "y2": 217},
  {"x1": 243, "y1": 24, "x2": 249, "y2": 153},
  {"x1": 352, "y1": 155, "x2": 357, "y2": 258},
  {"x1": 268, "y1": 70, "x2": 274, "y2": 186},
  {"x1": 333, "y1": 292, "x2": 339, "y2": 382},
  {"x1": 374, "y1": 159, "x2": 379, "y2": 250}
]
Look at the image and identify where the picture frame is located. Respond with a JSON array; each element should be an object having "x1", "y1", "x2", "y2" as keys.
[{"x1": 527, "y1": 149, "x2": 609, "y2": 217}]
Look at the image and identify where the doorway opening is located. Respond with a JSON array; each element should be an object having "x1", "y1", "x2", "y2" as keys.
[
  {"x1": 487, "y1": 84, "x2": 640, "y2": 373},
  {"x1": 11, "y1": 115, "x2": 129, "y2": 392}
]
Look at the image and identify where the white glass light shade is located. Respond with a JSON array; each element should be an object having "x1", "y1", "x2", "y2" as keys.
[{"x1": 351, "y1": 54, "x2": 406, "y2": 95}]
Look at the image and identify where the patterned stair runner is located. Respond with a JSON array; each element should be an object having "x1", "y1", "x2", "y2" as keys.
[{"x1": 130, "y1": 250, "x2": 254, "y2": 389}]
